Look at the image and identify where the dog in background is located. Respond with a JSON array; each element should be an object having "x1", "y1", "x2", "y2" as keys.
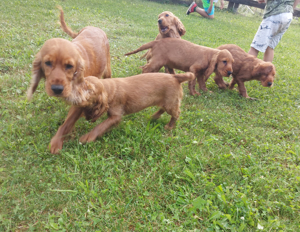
[
  {"x1": 141, "y1": 11, "x2": 186, "y2": 74},
  {"x1": 27, "y1": 7, "x2": 111, "y2": 100},
  {"x1": 213, "y1": 44, "x2": 276, "y2": 99},
  {"x1": 48, "y1": 72, "x2": 195, "y2": 154},
  {"x1": 125, "y1": 38, "x2": 234, "y2": 95},
  {"x1": 156, "y1": 11, "x2": 186, "y2": 39}
]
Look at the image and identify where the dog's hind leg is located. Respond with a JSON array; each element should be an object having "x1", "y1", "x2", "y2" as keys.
[
  {"x1": 103, "y1": 63, "x2": 112, "y2": 79},
  {"x1": 165, "y1": 66, "x2": 175, "y2": 74},
  {"x1": 152, "y1": 108, "x2": 165, "y2": 120},
  {"x1": 188, "y1": 78, "x2": 200, "y2": 96},
  {"x1": 164, "y1": 104, "x2": 180, "y2": 130},
  {"x1": 189, "y1": 66, "x2": 204, "y2": 94},
  {"x1": 165, "y1": 114, "x2": 179, "y2": 130}
]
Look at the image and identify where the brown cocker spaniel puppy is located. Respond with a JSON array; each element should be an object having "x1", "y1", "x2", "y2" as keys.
[
  {"x1": 157, "y1": 11, "x2": 186, "y2": 39},
  {"x1": 49, "y1": 72, "x2": 195, "y2": 154},
  {"x1": 213, "y1": 44, "x2": 276, "y2": 99},
  {"x1": 125, "y1": 38, "x2": 234, "y2": 95},
  {"x1": 141, "y1": 11, "x2": 186, "y2": 74},
  {"x1": 27, "y1": 7, "x2": 111, "y2": 100}
]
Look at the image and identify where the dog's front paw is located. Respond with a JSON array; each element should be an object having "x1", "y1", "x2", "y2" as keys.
[
  {"x1": 49, "y1": 138, "x2": 63, "y2": 154},
  {"x1": 228, "y1": 85, "x2": 236, "y2": 90},
  {"x1": 190, "y1": 91, "x2": 201, "y2": 96},
  {"x1": 79, "y1": 132, "x2": 97, "y2": 143},
  {"x1": 218, "y1": 83, "x2": 228, "y2": 89},
  {"x1": 189, "y1": 91, "x2": 196, "y2": 96},
  {"x1": 164, "y1": 124, "x2": 174, "y2": 130}
]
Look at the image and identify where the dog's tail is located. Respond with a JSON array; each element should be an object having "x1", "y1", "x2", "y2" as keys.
[
  {"x1": 124, "y1": 41, "x2": 157, "y2": 56},
  {"x1": 173, "y1": 72, "x2": 195, "y2": 84},
  {"x1": 57, "y1": 6, "x2": 78, "y2": 39}
]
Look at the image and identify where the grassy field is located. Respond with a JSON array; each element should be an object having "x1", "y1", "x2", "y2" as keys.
[{"x1": 1, "y1": 0, "x2": 300, "y2": 231}]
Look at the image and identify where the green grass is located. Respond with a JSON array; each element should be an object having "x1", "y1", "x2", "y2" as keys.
[{"x1": 1, "y1": 0, "x2": 300, "y2": 231}]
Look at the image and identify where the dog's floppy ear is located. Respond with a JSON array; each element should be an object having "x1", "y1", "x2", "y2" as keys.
[
  {"x1": 252, "y1": 63, "x2": 273, "y2": 77},
  {"x1": 84, "y1": 81, "x2": 109, "y2": 122},
  {"x1": 27, "y1": 52, "x2": 44, "y2": 100},
  {"x1": 73, "y1": 57, "x2": 85, "y2": 84},
  {"x1": 174, "y1": 16, "x2": 186, "y2": 36},
  {"x1": 93, "y1": 82, "x2": 109, "y2": 122},
  {"x1": 252, "y1": 64, "x2": 262, "y2": 77},
  {"x1": 204, "y1": 51, "x2": 220, "y2": 79}
]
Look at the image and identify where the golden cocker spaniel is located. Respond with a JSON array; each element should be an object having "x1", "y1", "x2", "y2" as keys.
[
  {"x1": 48, "y1": 72, "x2": 195, "y2": 154},
  {"x1": 156, "y1": 11, "x2": 186, "y2": 39},
  {"x1": 27, "y1": 7, "x2": 111, "y2": 100}
]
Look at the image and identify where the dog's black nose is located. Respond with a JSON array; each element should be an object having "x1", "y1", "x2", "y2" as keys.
[
  {"x1": 51, "y1": 85, "x2": 64, "y2": 95},
  {"x1": 267, "y1": 82, "x2": 273, "y2": 87},
  {"x1": 227, "y1": 71, "x2": 232, "y2": 76},
  {"x1": 158, "y1": 19, "x2": 162, "y2": 24}
]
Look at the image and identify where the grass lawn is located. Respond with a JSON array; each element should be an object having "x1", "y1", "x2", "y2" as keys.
[{"x1": 1, "y1": 0, "x2": 300, "y2": 231}]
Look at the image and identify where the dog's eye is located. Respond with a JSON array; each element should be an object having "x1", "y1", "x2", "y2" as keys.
[
  {"x1": 166, "y1": 14, "x2": 169, "y2": 17},
  {"x1": 223, "y1": 61, "x2": 227, "y2": 65},
  {"x1": 66, "y1": 64, "x2": 73, "y2": 70},
  {"x1": 45, "y1": 61, "x2": 52, "y2": 67}
]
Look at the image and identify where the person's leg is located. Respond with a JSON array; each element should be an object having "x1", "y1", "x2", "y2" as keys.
[
  {"x1": 265, "y1": 13, "x2": 292, "y2": 62},
  {"x1": 186, "y1": 1, "x2": 214, "y2": 19},
  {"x1": 263, "y1": 46, "x2": 274, "y2": 62},
  {"x1": 249, "y1": 17, "x2": 270, "y2": 59},
  {"x1": 196, "y1": 7, "x2": 214, "y2": 19},
  {"x1": 249, "y1": 46, "x2": 274, "y2": 62},
  {"x1": 248, "y1": 47, "x2": 259, "y2": 57}
]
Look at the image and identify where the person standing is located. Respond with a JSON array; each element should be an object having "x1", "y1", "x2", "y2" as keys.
[{"x1": 248, "y1": 0, "x2": 300, "y2": 62}]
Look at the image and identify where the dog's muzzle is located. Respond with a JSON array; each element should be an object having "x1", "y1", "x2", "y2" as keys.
[
  {"x1": 227, "y1": 71, "x2": 232, "y2": 76},
  {"x1": 267, "y1": 82, "x2": 273, "y2": 87},
  {"x1": 51, "y1": 85, "x2": 64, "y2": 95}
]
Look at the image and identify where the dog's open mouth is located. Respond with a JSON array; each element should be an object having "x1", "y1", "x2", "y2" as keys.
[{"x1": 160, "y1": 26, "x2": 169, "y2": 33}]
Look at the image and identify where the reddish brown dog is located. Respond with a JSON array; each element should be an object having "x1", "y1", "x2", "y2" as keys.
[
  {"x1": 156, "y1": 11, "x2": 186, "y2": 39},
  {"x1": 48, "y1": 72, "x2": 194, "y2": 154},
  {"x1": 27, "y1": 7, "x2": 111, "y2": 99},
  {"x1": 125, "y1": 38, "x2": 234, "y2": 95},
  {"x1": 213, "y1": 44, "x2": 276, "y2": 99},
  {"x1": 141, "y1": 11, "x2": 186, "y2": 74}
]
